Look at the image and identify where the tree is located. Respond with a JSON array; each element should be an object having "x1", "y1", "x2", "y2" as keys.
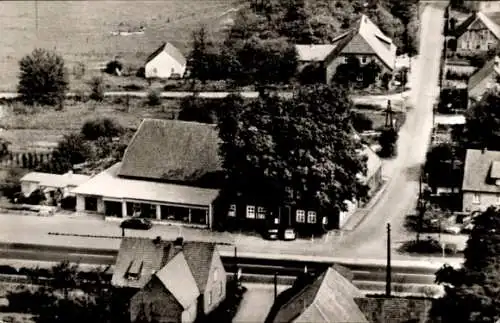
[
  {"x1": 424, "y1": 143, "x2": 463, "y2": 193},
  {"x1": 432, "y1": 207, "x2": 500, "y2": 323},
  {"x1": 216, "y1": 84, "x2": 367, "y2": 229},
  {"x1": 81, "y1": 118, "x2": 124, "y2": 141},
  {"x1": 18, "y1": 48, "x2": 69, "y2": 106},
  {"x1": 177, "y1": 96, "x2": 218, "y2": 124},
  {"x1": 189, "y1": 26, "x2": 212, "y2": 83},
  {"x1": 332, "y1": 57, "x2": 362, "y2": 87},
  {"x1": 39, "y1": 134, "x2": 92, "y2": 174},
  {"x1": 279, "y1": 0, "x2": 313, "y2": 44},
  {"x1": 378, "y1": 128, "x2": 398, "y2": 157},
  {"x1": 89, "y1": 76, "x2": 105, "y2": 102},
  {"x1": 146, "y1": 90, "x2": 161, "y2": 106},
  {"x1": 460, "y1": 91, "x2": 500, "y2": 150}
]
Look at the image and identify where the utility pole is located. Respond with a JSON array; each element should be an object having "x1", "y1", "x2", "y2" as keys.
[
  {"x1": 274, "y1": 272, "x2": 278, "y2": 300},
  {"x1": 385, "y1": 100, "x2": 394, "y2": 129},
  {"x1": 233, "y1": 246, "x2": 238, "y2": 281},
  {"x1": 386, "y1": 223, "x2": 392, "y2": 297},
  {"x1": 35, "y1": 0, "x2": 39, "y2": 37}
]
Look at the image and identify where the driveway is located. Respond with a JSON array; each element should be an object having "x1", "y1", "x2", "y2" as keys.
[
  {"x1": 335, "y1": 3, "x2": 447, "y2": 259},
  {"x1": 233, "y1": 283, "x2": 289, "y2": 323}
]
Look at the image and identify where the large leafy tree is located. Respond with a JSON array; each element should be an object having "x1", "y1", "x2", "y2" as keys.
[
  {"x1": 432, "y1": 207, "x2": 500, "y2": 323},
  {"x1": 18, "y1": 48, "x2": 69, "y2": 106},
  {"x1": 39, "y1": 134, "x2": 93, "y2": 174},
  {"x1": 460, "y1": 91, "x2": 500, "y2": 151},
  {"x1": 216, "y1": 85, "x2": 367, "y2": 227},
  {"x1": 424, "y1": 143, "x2": 464, "y2": 192}
]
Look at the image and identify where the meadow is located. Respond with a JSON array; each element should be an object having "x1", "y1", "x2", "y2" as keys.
[{"x1": 0, "y1": 0, "x2": 240, "y2": 91}]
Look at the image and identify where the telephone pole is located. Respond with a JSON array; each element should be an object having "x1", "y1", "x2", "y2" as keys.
[{"x1": 386, "y1": 223, "x2": 392, "y2": 297}]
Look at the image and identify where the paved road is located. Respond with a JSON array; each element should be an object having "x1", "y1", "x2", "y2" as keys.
[{"x1": 335, "y1": 3, "x2": 446, "y2": 259}]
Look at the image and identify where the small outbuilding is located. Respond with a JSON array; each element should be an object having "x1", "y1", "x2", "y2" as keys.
[{"x1": 145, "y1": 42, "x2": 187, "y2": 79}]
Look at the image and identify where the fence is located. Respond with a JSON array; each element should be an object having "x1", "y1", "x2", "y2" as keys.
[{"x1": 0, "y1": 151, "x2": 52, "y2": 169}]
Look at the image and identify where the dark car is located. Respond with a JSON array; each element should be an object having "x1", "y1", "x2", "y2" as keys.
[{"x1": 120, "y1": 218, "x2": 153, "y2": 230}]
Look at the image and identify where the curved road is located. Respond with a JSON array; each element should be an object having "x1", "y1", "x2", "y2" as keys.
[{"x1": 336, "y1": 3, "x2": 446, "y2": 259}]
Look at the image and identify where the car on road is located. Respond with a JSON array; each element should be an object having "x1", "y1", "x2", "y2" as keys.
[
  {"x1": 282, "y1": 228, "x2": 297, "y2": 241},
  {"x1": 120, "y1": 218, "x2": 153, "y2": 230},
  {"x1": 264, "y1": 228, "x2": 279, "y2": 240}
]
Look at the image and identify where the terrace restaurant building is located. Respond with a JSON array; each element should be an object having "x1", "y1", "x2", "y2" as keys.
[{"x1": 71, "y1": 119, "x2": 221, "y2": 228}]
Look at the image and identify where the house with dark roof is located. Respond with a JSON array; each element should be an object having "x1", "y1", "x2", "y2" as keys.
[
  {"x1": 72, "y1": 119, "x2": 221, "y2": 228},
  {"x1": 453, "y1": 12, "x2": 500, "y2": 55},
  {"x1": 112, "y1": 237, "x2": 226, "y2": 323},
  {"x1": 268, "y1": 267, "x2": 368, "y2": 323},
  {"x1": 462, "y1": 149, "x2": 500, "y2": 212},
  {"x1": 145, "y1": 42, "x2": 187, "y2": 79},
  {"x1": 267, "y1": 266, "x2": 434, "y2": 323},
  {"x1": 296, "y1": 14, "x2": 397, "y2": 85},
  {"x1": 468, "y1": 56, "x2": 500, "y2": 100}
]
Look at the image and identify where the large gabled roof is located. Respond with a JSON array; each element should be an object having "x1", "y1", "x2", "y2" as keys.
[
  {"x1": 271, "y1": 268, "x2": 368, "y2": 323},
  {"x1": 462, "y1": 149, "x2": 500, "y2": 193},
  {"x1": 145, "y1": 42, "x2": 187, "y2": 66},
  {"x1": 454, "y1": 11, "x2": 500, "y2": 39},
  {"x1": 332, "y1": 14, "x2": 397, "y2": 70},
  {"x1": 468, "y1": 56, "x2": 500, "y2": 94},
  {"x1": 118, "y1": 119, "x2": 222, "y2": 183}
]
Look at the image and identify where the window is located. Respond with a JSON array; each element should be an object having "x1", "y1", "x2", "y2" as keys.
[
  {"x1": 208, "y1": 290, "x2": 212, "y2": 305},
  {"x1": 361, "y1": 56, "x2": 367, "y2": 64},
  {"x1": 125, "y1": 260, "x2": 143, "y2": 280},
  {"x1": 307, "y1": 211, "x2": 317, "y2": 224},
  {"x1": 296, "y1": 210, "x2": 305, "y2": 223},
  {"x1": 219, "y1": 281, "x2": 223, "y2": 296},
  {"x1": 473, "y1": 193, "x2": 480, "y2": 204},
  {"x1": 322, "y1": 217, "x2": 328, "y2": 225},
  {"x1": 257, "y1": 207, "x2": 266, "y2": 219},
  {"x1": 496, "y1": 194, "x2": 500, "y2": 204},
  {"x1": 246, "y1": 205, "x2": 255, "y2": 219},
  {"x1": 228, "y1": 204, "x2": 236, "y2": 217}
]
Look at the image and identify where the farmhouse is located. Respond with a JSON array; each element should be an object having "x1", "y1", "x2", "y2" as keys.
[
  {"x1": 145, "y1": 42, "x2": 187, "y2": 79},
  {"x1": 468, "y1": 56, "x2": 500, "y2": 101},
  {"x1": 72, "y1": 119, "x2": 221, "y2": 228},
  {"x1": 453, "y1": 12, "x2": 500, "y2": 55},
  {"x1": 112, "y1": 236, "x2": 226, "y2": 323},
  {"x1": 462, "y1": 149, "x2": 500, "y2": 212}
]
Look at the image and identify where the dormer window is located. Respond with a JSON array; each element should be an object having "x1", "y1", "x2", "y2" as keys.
[
  {"x1": 125, "y1": 260, "x2": 143, "y2": 280},
  {"x1": 489, "y1": 161, "x2": 500, "y2": 185}
]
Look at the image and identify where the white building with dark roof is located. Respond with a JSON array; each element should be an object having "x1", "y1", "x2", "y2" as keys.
[{"x1": 145, "y1": 42, "x2": 187, "y2": 79}]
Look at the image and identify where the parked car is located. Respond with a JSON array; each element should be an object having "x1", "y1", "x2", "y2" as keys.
[
  {"x1": 264, "y1": 228, "x2": 279, "y2": 240},
  {"x1": 120, "y1": 218, "x2": 153, "y2": 230},
  {"x1": 282, "y1": 228, "x2": 297, "y2": 241}
]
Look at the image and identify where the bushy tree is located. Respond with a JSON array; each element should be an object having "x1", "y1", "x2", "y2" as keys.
[
  {"x1": 189, "y1": 26, "x2": 212, "y2": 83},
  {"x1": 424, "y1": 143, "x2": 463, "y2": 192},
  {"x1": 146, "y1": 90, "x2": 161, "y2": 106},
  {"x1": 89, "y1": 76, "x2": 105, "y2": 102},
  {"x1": 460, "y1": 91, "x2": 500, "y2": 150},
  {"x1": 39, "y1": 134, "x2": 92, "y2": 174},
  {"x1": 216, "y1": 85, "x2": 367, "y2": 228},
  {"x1": 432, "y1": 207, "x2": 500, "y2": 323},
  {"x1": 378, "y1": 127, "x2": 398, "y2": 157},
  {"x1": 18, "y1": 48, "x2": 69, "y2": 106},
  {"x1": 81, "y1": 118, "x2": 124, "y2": 141},
  {"x1": 177, "y1": 96, "x2": 218, "y2": 124}
]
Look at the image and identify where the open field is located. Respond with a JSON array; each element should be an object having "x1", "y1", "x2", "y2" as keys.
[
  {"x1": 0, "y1": 0, "x2": 240, "y2": 91},
  {"x1": 0, "y1": 99, "x2": 181, "y2": 150}
]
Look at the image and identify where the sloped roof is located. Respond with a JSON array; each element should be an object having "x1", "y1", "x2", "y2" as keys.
[
  {"x1": 71, "y1": 163, "x2": 219, "y2": 207},
  {"x1": 355, "y1": 297, "x2": 434, "y2": 323},
  {"x1": 295, "y1": 44, "x2": 337, "y2": 62},
  {"x1": 155, "y1": 252, "x2": 200, "y2": 309},
  {"x1": 20, "y1": 172, "x2": 90, "y2": 188},
  {"x1": 491, "y1": 160, "x2": 500, "y2": 178},
  {"x1": 146, "y1": 42, "x2": 186, "y2": 66},
  {"x1": 272, "y1": 268, "x2": 368, "y2": 323},
  {"x1": 468, "y1": 57, "x2": 500, "y2": 93},
  {"x1": 118, "y1": 119, "x2": 222, "y2": 183},
  {"x1": 112, "y1": 237, "x2": 219, "y2": 292},
  {"x1": 455, "y1": 12, "x2": 500, "y2": 39},
  {"x1": 333, "y1": 14, "x2": 397, "y2": 70},
  {"x1": 462, "y1": 149, "x2": 500, "y2": 193}
]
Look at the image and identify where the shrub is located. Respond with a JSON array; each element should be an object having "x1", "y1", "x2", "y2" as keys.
[
  {"x1": 0, "y1": 265, "x2": 18, "y2": 275},
  {"x1": 123, "y1": 83, "x2": 144, "y2": 91},
  {"x1": 73, "y1": 89, "x2": 88, "y2": 102},
  {"x1": 400, "y1": 237, "x2": 456, "y2": 255},
  {"x1": 145, "y1": 89, "x2": 161, "y2": 106},
  {"x1": 378, "y1": 128, "x2": 398, "y2": 158},
  {"x1": 136, "y1": 67, "x2": 145, "y2": 78},
  {"x1": 72, "y1": 62, "x2": 86, "y2": 79},
  {"x1": 104, "y1": 60, "x2": 123, "y2": 75},
  {"x1": 351, "y1": 112, "x2": 373, "y2": 132},
  {"x1": 18, "y1": 48, "x2": 69, "y2": 106},
  {"x1": 81, "y1": 118, "x2": 124, "y2": 140},
  {"x1": 89, "y1": 76, "x2": 105, "y2": 102}
]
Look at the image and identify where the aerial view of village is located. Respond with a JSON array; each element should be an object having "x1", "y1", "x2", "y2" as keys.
[{"x1": 0, "y1": 0, "x2": 499, "y2": 322}]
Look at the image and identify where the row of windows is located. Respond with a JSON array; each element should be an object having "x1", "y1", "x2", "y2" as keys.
[
  {"x1": 228, "y1": 204, "x2": 317, "y2": 223},
  {"x1": 472, "y1": 193, "x2": 500, "y2": 204}
]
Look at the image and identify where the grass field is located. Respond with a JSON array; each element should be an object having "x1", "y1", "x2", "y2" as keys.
[
  {"x1": 0, "y1": 0, "x2": 240, "y2": 91},
  {"x1": 0, "y1": 98, "x2": 181, "y2": 151}
]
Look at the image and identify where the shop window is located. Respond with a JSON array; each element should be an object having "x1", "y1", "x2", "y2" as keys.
[
  {"x1": 246, "y1": 205, "x2": 255, "y2": 219},
  {"x1": 84, "y1": 197, "x2": 98, "y2": 212}
]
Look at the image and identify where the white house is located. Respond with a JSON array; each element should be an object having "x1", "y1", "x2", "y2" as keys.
[
  {"x1": 20, "y1": 171, "x2": 90, "y2": 198},
  {"x1": 145, "y1": 42, "x2": 187, "y2": 79}
]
